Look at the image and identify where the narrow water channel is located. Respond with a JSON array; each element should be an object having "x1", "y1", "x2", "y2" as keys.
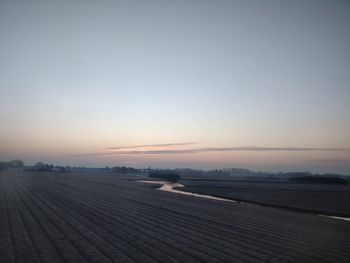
[
  {"x1": 137, "y1": 180, "x2": 350, "y2": 222},
  {"x1": 137, "y1": 180, "x2": 237, "y2": 203}
]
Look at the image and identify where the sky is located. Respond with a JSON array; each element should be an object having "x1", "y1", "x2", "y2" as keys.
[{"x1": 0, "y1": 0, "x2": 349, "y2": 173}]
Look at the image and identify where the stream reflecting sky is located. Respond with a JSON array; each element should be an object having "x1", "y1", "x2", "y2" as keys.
[{"x1": 1, "y1": 1, "x2": 349, "y2": 173}]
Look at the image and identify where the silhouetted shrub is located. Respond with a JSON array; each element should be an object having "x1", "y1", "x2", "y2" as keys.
[
  {"x1": 285, "y1": 172, "x2": 313, "y2": 177},
  {"x1": 148, "y1": 171, "x2": 180, "y2": 182},
  {"x1": 31, "y1": 162, "x2": 53, "y2": 172},
  {"x1": 111, "y1": 166, "x2": 138, "y2": 174}
]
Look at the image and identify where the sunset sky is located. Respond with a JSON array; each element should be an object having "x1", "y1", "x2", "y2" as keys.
[{"x1": 1, "y1": 0, "x2": 349, "y2": 173}]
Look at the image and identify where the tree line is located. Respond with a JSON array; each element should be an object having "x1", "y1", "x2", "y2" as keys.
[{"x1": 0, "y1": 159, "x2": 24, "y2": 171}]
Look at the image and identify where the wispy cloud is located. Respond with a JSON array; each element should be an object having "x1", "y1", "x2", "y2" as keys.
[
  {"x1": 75, "y1": 146, "x2": 350, "y2": 156},
  {"x1": 196, "y1": 147, "x2": 350, "y2": 152},
  {"x1": 106, "y1": 142, "x2": 198, "y2": 150}
]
